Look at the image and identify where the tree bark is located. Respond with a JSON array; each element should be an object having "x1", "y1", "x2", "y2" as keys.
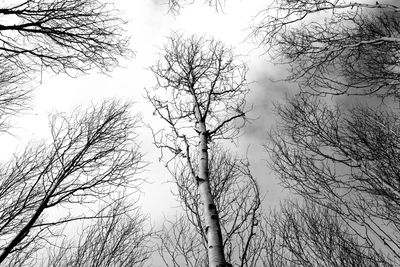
[{"x1": 197, "y1": 121, "x2": 228, "y2": 267}]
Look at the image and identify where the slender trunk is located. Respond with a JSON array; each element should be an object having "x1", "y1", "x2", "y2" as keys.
[
  {"x1": 0, "y1": 201, "x2": 47, "y2": 264},
  {"x1": 197, "y1": 120, "x2": 228, "y2": 267}
]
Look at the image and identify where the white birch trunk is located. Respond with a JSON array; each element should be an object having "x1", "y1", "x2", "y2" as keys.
[{"x1": 197, "y1": 121, "x2": 228, "y2": 267}]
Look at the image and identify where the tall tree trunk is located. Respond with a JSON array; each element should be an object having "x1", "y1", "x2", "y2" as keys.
[{"x1": 197, "y1": 121, "x2": 228, "y2": 267}]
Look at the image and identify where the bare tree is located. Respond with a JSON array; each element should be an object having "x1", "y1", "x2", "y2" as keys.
[
  {"x1": 0, "y1": 0, "x2": 130, "y2": 76},
  {"x1": 267, "y1": 94, "x2": 400, "y2": 263},
  {"x1": 0, "y1": 1, "x2": 141, "y2": 265},
  {"x1": 158, "y1": 143, "x2": 392, "y2": 266},
  {"x1": 158, "y1": 147, "x2": 263, "y2": 266},
  {"x1": 0, "y1": 100, "x2": 143, "y2": 265},
  {"x1": 147, "y1": 33, "x2": 249, "y2": 266},
  {"x1": 252, "y1": 0, "x2": 400, "y2": 97},
  {"x1": 0, "y1": 0, "x2": 131, "y2": 134},
  {"x1": 262, "y1": 200, "x2": 392, "y2": 267},
  {"x1": 251, "y1": 1, "x2": 400, "y2": 261},
  {"x1": 45, "y1": 198, "x2": 152, "y2": 267}
]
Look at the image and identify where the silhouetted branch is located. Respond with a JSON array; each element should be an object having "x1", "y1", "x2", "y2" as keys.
[
  {"x1": 268, "y1": 94, "x2": 400, "y2": 262},
  {"x1": 46, "y1": 199, "x2": 152, "y2": 267},
  {"x1": 0, "y1": 100, "x2": 143, "y2": 264},
  {"x1": 148, "y1": 33, "x2": 249, "y2": 266},
  {"x1": 252, "y1": 0, "x2": 400, "y2": 97},
  {"x1": 263, "y1": 200, "x2": 392, "y2": 267},
  {"x1": 0, "y1": 0, "x2": 131, "y2": 76},
  {"x1": 159, "y1": 147, "x2": 263, "y2": 266}
]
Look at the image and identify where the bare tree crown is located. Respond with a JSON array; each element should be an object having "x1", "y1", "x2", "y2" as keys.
[
  {"x1": 252, "y1": 0, "x2": 400, "y2": 97},
  {"x1": 148, "y1": 33, "x2": 249, "y2": 150},
  {"x1": 0, "y1": 0, "x2": 130, "y2": 75},
  {"x1": 0, "y1": 100, "x2": 144, "y2": 264}
]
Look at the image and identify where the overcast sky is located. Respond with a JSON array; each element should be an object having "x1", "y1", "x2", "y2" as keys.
[{"x1": 0, "y1": 0, "x2": 292, "y2": 225}]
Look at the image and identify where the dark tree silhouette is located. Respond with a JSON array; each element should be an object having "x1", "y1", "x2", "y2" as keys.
[
  {"x1": 268, "y1": 95, "x2": 400, "y2": 263},
  {"x1": 0, "y1": 100, "x2": 143, "y2": 265},
  {"x1": 0, "y1": 0, "x2": 131, "y2": 134},
  {"x1": 0, "y1": 0, "x2": 130, "y2": 75},
  {"x1": 252, "y1": 1, "x2": 400, "y2": 263},
  {"x1": 0, "y1": 1, "x2": 142, "y2": 265},
  {"x1": 252, "y1": 0, "x2": 400, "y2": 97}
]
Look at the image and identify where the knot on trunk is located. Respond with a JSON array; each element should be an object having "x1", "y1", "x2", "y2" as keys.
[{"x1": 196, "y1": 176, "x2": 206, "y2": 186}]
